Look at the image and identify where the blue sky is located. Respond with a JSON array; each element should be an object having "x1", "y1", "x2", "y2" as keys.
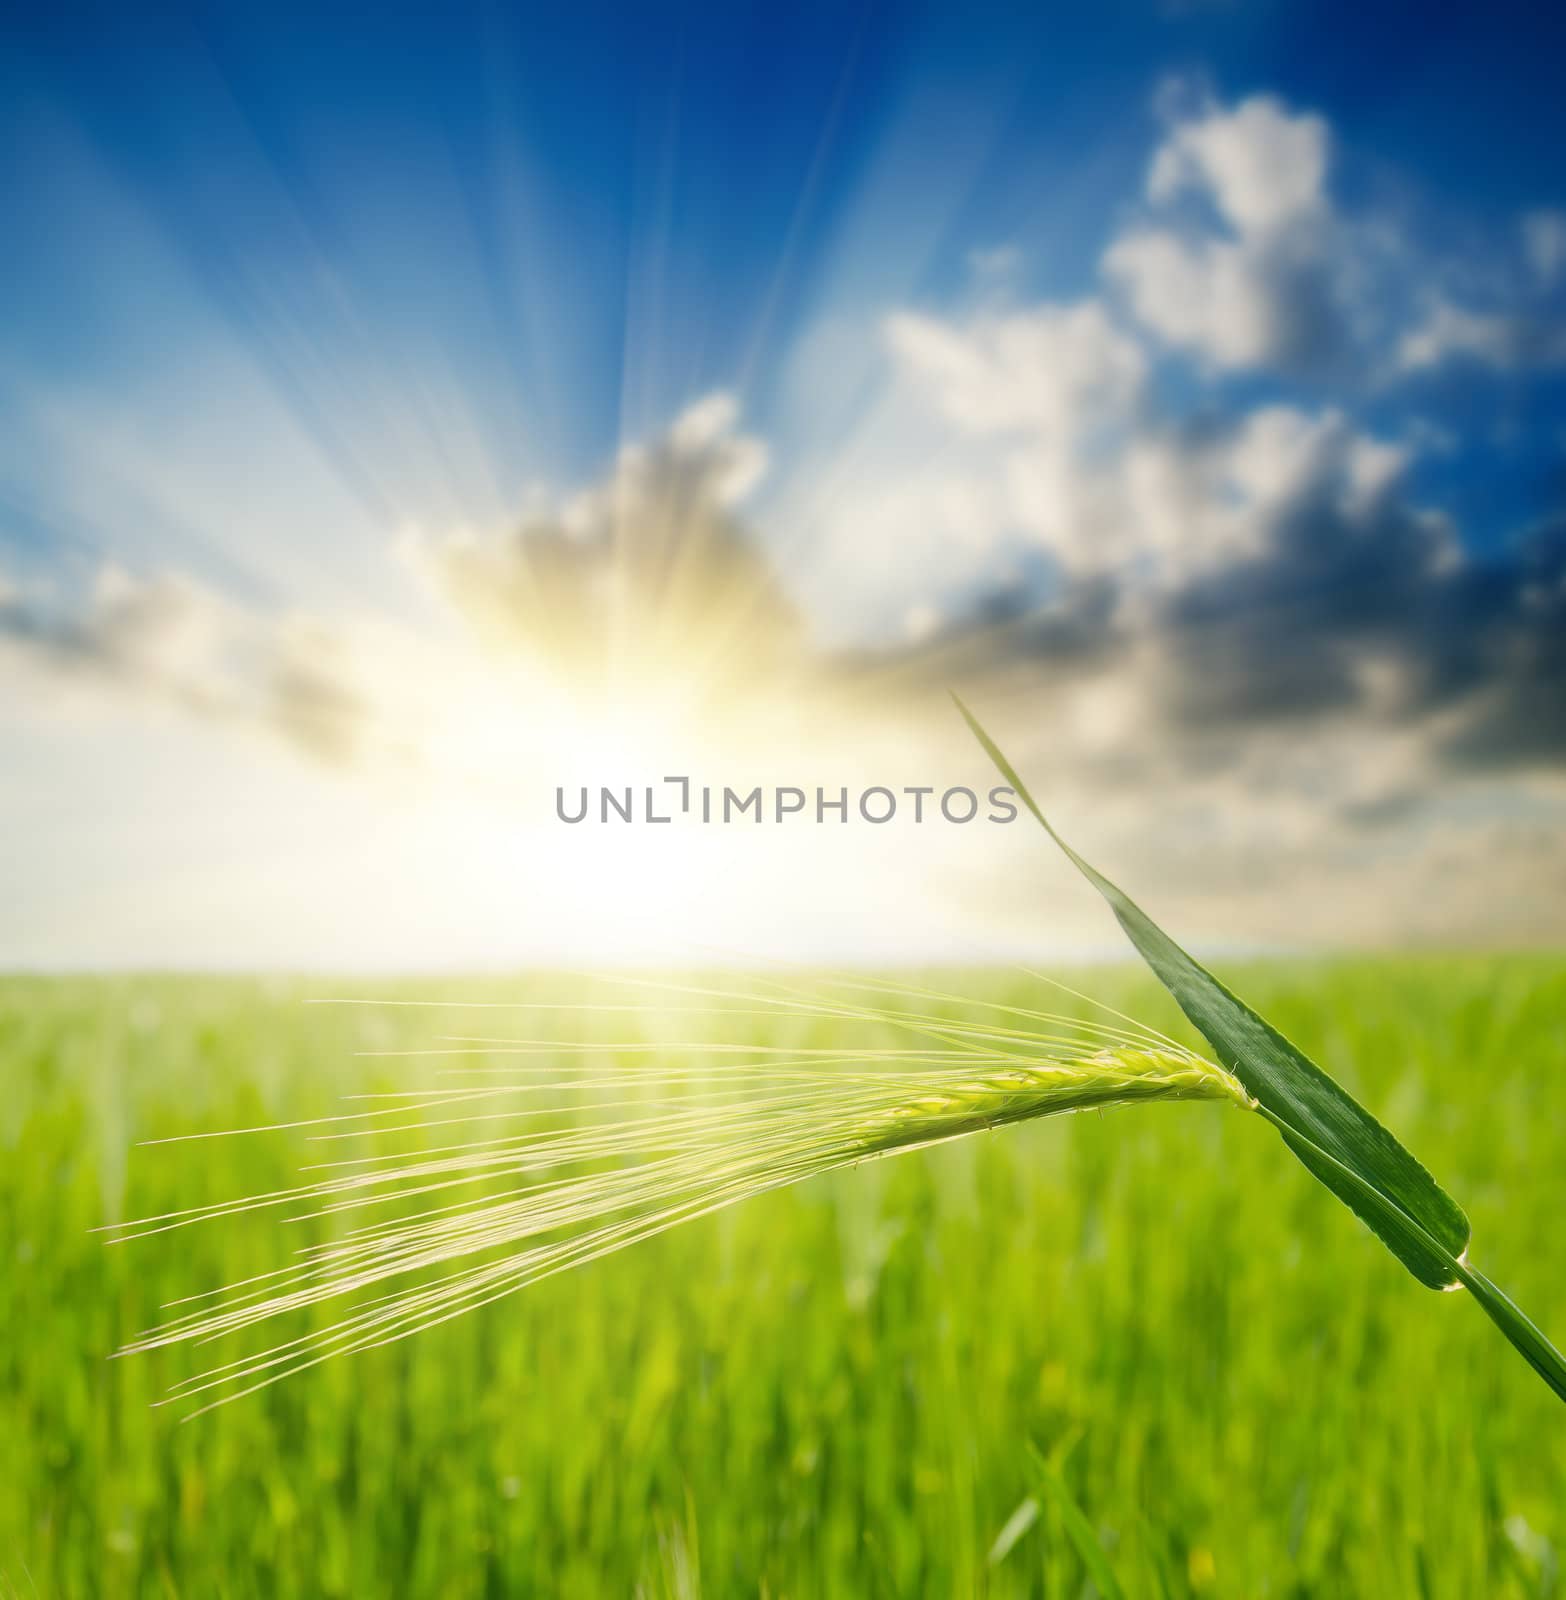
[
  {"x1": 2, "y1": 1, "x2": 1565, "y2": 964},
  {"x1": 6, "y1": 1, "x2": 1565, "y2": 554}
]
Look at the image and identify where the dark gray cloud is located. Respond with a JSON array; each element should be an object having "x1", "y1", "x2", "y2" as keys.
[
  {"x1": 411, "y1": 401, "x2": 802, "y2": 700},
  {"x1": 894, "y1": 421, "x2": 1566, "y2": 803},
  {"x1": 1435, "y1": 521, "x2": 1566, "y2": 770},
  {"x1": 0, "y1": 394, "x2": 805, "y2": 763},
  {"x1": 1153, "y1": 498, "x2": 1566, "y2": 769},
  {"x1": 6, "y1": 394, "x2": 1562, "y2": 810},
  {"x1": 0, "y1": 569, "x2": 376, "y2": 765}
]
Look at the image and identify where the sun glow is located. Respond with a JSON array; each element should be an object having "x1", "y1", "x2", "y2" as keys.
[{"x1": 306, "y1": 642, "x2": 1024, "y2": 970}]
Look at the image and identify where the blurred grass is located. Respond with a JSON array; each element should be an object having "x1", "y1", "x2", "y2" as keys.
[{"x1": 2, "y1": 958, "x2": 1564, "y2": 1597}]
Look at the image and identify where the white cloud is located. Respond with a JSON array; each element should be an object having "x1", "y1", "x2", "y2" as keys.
[
  {"x1": 876, "y1": 288, "x2": 1419, "y2": 587},
  {"x1": 662, "y1": 391, "x2": 770, "y2": 506},
  {"x1": 1146, "y1": 93, "x2": 1329, "y2": 235},
  {"x1": 612, "y1": 388, "x2": 769, "y2": 509},
  {"x1": 1388, "y1": 205, "x2": 1566, "y2": 376},
  {"x1": 859, "y1": 302, "x2": 1154, "y2": 584},
  {"x1": 1105, "y1": 93, "x2": 1358, "y2": 375},
  {"x1": 884, "y1": 302, "x2": 1144, "y2": 439},
  {"x1": 1398, "y1": 296, "x2": 1566, "y2": 373},
  {"x1": 1118, "y1": 404, "x2": 1424, "y2": 578},
  {"x1": 773, "y1": 303, "x2": 1151, "y2": 611},
  {"x1": 1225, "y1": 405, "x2": 1352, "y2": 507},
  {"x1": 783, "y1": 86, "x2": 1565, "y2": 644},
  {"x1": 1523, "y1": 208, "x2": 1566, "y2": 288},
  {"x1": 1105, "y1": 228, "x2": 1285, "y2": 369}
]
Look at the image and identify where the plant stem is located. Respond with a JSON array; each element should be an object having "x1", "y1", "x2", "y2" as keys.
[
  {"x1": 1252, "y1": 1102, "x2": 1566, "y2": 1404},
  {"x1": 1452, "y1": 1259, "x2": 1566, "y2": 1405}
]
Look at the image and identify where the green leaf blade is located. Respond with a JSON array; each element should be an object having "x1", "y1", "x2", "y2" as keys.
[
  {"x1": 1254, "y1": 1104, "x2": 1566, "y2": 1403},
  {"x1": 1026, "y1": 1445, "x2": 1127, "y2": 1600},
  {"x1": 954, "y1": 693, "x2": 1471, "y2": 1288}
]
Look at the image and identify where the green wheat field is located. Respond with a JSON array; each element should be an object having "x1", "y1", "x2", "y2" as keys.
[{"x1": 3, "y1": 958, "x2": 1564, "y2": 1598}]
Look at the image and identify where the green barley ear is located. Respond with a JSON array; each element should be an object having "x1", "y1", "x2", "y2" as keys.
[
  {"x1": 954, "y1": 691, "x2": 1566, "y2": 1404},
  {"x1": 110, "y1": 989, "x2": 1259, "y2": 1411}
]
